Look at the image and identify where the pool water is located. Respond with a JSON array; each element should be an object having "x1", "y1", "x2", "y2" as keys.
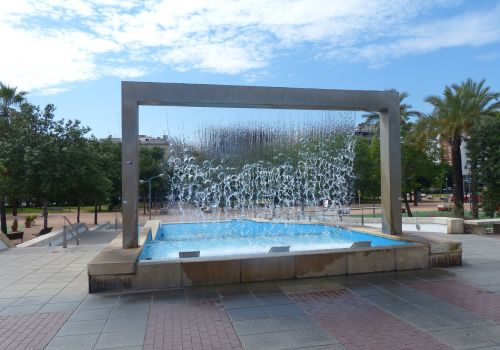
[{"x1": 139, "y1": 220, "x2": 411, "y2": 261}]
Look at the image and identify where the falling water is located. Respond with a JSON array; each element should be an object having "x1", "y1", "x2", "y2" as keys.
[{"x1": 163, "y1": 112, "x2": 356, "y2": 222}]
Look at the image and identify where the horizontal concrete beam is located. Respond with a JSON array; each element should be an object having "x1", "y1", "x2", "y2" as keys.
[{"x1": 123, "y1": 81, "x2": 397, "y2": 112}]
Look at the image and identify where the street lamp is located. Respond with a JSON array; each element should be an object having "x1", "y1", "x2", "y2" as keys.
[{"x1": 140, "y1": 173, "x2": 165, "y2": 219}]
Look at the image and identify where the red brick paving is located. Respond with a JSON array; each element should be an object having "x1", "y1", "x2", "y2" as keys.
[
  {"x1": 290, "y1": 289, "x2": 451, "y2": 350},
  {"x1": 409, "y1": 280, "x2": 500, "y2": 322},
  {"x1": 0, "y1": 311, "x2": 70, "y2": 350},
  {"x1": 143, "y1": 300, "x2": 242, "y2": 350}
]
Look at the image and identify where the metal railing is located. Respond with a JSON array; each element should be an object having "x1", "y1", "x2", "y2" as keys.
[
  {"x1": 254, "y1": 205, "x2": 384, "y2": 225},
  {"x1": 62, "y1": 216, "x2": 80, "y2": 248},
  {"x1": 349, "y1": 206, "x2": 380, "y2": 226},
  {"x1": 114, "y1": 214, "x2": 122, "y2": 230}
]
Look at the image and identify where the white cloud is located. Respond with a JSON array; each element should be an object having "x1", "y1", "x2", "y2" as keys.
[
  {"x1": 0, "y1": 0, "x2": 499, "y2": 94},
  {"x1": 474, "y1": 52, "x2": 500, "y2": 61}
]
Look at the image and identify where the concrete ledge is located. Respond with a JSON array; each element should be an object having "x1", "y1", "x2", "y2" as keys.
[
  {"x1": 87, "y1": 246, "x2": 141, "y2": 275},
  {"x1": 89, "y1": 274, "x2": 135, "y2": 293},
  {"x1": 88, "y1": 218, "x2": 467, "y2": 292},
  {"x1": 90, "y1": 242, "x2": 433, "y2": 292},
  {"x1": 88, "y1": 220, "x2": 160, "y2": 276},
  {"x1": 136, "y1": 261, "x2": 181, "y2": 289},
  {"x1": 395, "y1": 245, "x2": 429, "y2": 270},
  {"x1": 295, "y1": 252, "x2": 347, "y2": 278},
  {"x1": 402, "y1": 234, "x2": 462, "y2": 267},
  {"x1": 182, "y1": 258, "x2": 240, "y2": 286},
  {"x1": 447, "y1": 218, "x2": 464, "y2": 234},
  {"x1": 347, "y1": 247, "x2": 396, "y2": 274},
  {"x1": 241, "y1": 255, "x2": 295, "y2": 282}
]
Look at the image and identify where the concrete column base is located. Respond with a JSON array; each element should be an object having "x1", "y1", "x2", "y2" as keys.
[{"x1": 447, "y1": 218, "x2": 464, "y2": 234}]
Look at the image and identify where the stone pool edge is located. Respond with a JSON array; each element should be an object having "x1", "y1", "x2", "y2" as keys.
[{"x1": 87, "y1": 220, "x2": 461, "y2": 293}]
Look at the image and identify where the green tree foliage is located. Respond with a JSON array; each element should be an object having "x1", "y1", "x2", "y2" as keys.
[
  {"x1": 420, "y1": 79, "x2": 500, "y2": 218},
  {"x1": 139, "y1": 147, "x2": 169, "y2": 212},
  {"x1": 0, "y1": 83, "x2": 27, "y2": 233},
  {"x1": 467, "y1": 114, "x2": 500, "y2": 217},
  {"x1": 356, "y1": 91, "x2": 443, "y2": 215},
  {"x1": 353, "y1": 137, "x2": 381, "y2": 201},
  {"x1": 95, "y1": 139, "x2": 122, "y2": 211}
]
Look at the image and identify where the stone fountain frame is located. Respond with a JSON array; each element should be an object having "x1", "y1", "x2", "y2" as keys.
[{"x1": 121, "y1": 81, "x2": 402, "y2": 249}]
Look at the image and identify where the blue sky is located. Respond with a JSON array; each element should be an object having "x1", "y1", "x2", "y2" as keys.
[{"x1": 2, "y1": 0, "x2": 500, "y2": 138}]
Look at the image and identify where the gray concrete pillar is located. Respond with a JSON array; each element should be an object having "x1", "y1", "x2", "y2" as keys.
[
  {"x1": 379, "y1": 94, "x2": 403, "y2": 235},
  {"x1": 121, "y1": 85, "x2": 139, "y2": 248}
]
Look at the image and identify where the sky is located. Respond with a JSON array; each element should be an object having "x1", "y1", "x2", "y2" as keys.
[{"x1": 1, "y1": 0, "x2": 500, "y2": 139}]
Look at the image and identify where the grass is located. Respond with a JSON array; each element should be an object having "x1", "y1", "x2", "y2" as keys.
[{"x1": 6, "y1": 206, "x2": 110, "y2": 214}]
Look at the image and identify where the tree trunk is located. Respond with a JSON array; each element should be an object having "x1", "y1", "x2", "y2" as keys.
[
  {"x1": 77, "y1": 205, "x2": 80, "y2": 223},
  {"x1": 413, "y1": 189, "x2": 418, "y2": 206},
  {"x1": 471, "y1": 161, "x2": 479, "y2": 219},
  {"x1": 402, "y1": 192, "x2": 413, "y2": 217},
  {"x1": 0, "y1": 194, "x2": 7, "y2": 234},
  {"x1": 94, "y1": 202, "x2": 98, "y2": 225},
  {"x1": 450, "y1": 137, "x2": 464, "y2": 218},
  {"x1": 12, "y1": 198, "x2": 17, "y2": 216},
  {"x1": 43, "y1": 201, "x2": 48, "y2": 231}
]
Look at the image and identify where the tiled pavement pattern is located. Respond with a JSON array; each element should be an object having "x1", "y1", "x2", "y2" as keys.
[
  {"x1": 144, "y1": 292, "x2": 241, "y2": 350},
  {"x1": 1, "y1": 232, "x2": 500, "y2": 349},
  {"x1": 0, "y1": 311, "x2": 70, "y2": 350},
  {"x1": 409, "y1": 280, "x2": 500, "y2": 323},
  {"x1": 290, "y1": 289, "x2": 451, "y2": 350}
]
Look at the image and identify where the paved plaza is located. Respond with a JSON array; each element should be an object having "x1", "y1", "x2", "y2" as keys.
[{"x1": 1, "y1": 232, "x2": 500, "y2": 349}]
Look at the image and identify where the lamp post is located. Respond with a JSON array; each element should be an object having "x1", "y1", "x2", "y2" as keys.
[{"x1": 140, "y1": 173, "x2": 165, "y2": 220}]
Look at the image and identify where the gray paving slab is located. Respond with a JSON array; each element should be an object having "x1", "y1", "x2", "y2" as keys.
[
  {"x1": 110, "y1": 304, "x2": 150, "y2": 318},
  {"x1": 38, "y1": 301, "x2": 81, "y2": 313},
  {"x1": 57, "y1": 319, "x2": 107, "y2": 336},
  {"x1": 78, "y1": 295, "x2": 119, "y2": 310},
  {"x1": 103, "y1": 315, "x2": 148, "y2": 332},
  {"x1": 239, "y1": 331, "x2": 293, "y2": 350},
  {"x1": 378, "y1": 303, "x2": 459, "y2": 331},
  {"x1": 222, "y1": 296, "x2": 260, "y2": 309},
  {"x1": 285, "y1": 327, "x2": 339, "y2": 348},
  {"x1": 430, "y1": 328, "x2": 497, "y2": 349},
  {"x1": 69, "y1": 307, "x2": 112, "y2": 322},
  {"x1": 94, "y1": 329, "x2": 146, "y2": 349},
  {"x1": 277, "y1": 315, "x2": 319, "y2": 331},
  {"x1": 227, "y1": 306, "x2": 268, "y2": 321},
  {"x1": 232, "y1": 318, "x2": 282, "y2": 336},
  {"x1": 257, "y1": 294, "x2": 293, "y2": 306},
  {"x1": 0, "y1": 303, "x2": 42, "y2": 315},
  {"x1": 45, "y1": 333, "x2": 99, "y2": 350},
  {"x1": 264, "y1": 303, "x2": 305, "y2": 317}
]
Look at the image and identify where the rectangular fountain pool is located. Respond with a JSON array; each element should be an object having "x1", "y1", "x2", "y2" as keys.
[{"x1": 139, "y1": 220, "x2": 411, "y2": 261}]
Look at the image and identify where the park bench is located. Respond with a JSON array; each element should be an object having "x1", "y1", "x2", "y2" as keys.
[
  {"x1": 7, "y1": 231, "x2": 24, "y2": 243},
  {"x1": 464, "y1": 219, "x2": 500, "y2": 235}
]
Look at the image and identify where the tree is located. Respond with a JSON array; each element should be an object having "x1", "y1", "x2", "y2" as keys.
[
  {"x1": 421, "y1": 79, "x2": 499, "y2": 218},
  {"x1": 468, "y1": 114, "x2": 500, "y2": 217},
  {"x1": 139, "y1": 147, "x2": 167, "y2": 214},
  {"x1": 361, "y1": 90, "x2": 435, "y2": 215},
  {"x1": 353, "y1": 137, "x2": 380, "y2": 201},
  {"x1": 58, "y1": 124, "x2": 112, "y2": 223},
  {"x1": 361, "y1": 91, "x2": 422, "y2": 128},
  {"x1": 0, "y1": 83, "x2": 27, "y2": 233},
  {"x1": 97, "y1": 139, "x2": 122, "y2": 211},
  {"x1": 23, "y1": 104, "x2": 71, "y2": 231}
]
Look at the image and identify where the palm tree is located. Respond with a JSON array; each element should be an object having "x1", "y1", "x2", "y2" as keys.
[
  {"x1": 421, "y1": 79, "x2": 499, "y2": 218},
  {"x1": 361, "y1": 90, "x2": 422, "y2": 129},
  {"x1": 0, "y1": 82, "x2": 27, "y2": 234},
  {"x1": 361, "y1": 90, "x2": 423, "y2": 212},
  {"x1": 0, "y1": 82, "x2": 27, "y2": 122}
]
